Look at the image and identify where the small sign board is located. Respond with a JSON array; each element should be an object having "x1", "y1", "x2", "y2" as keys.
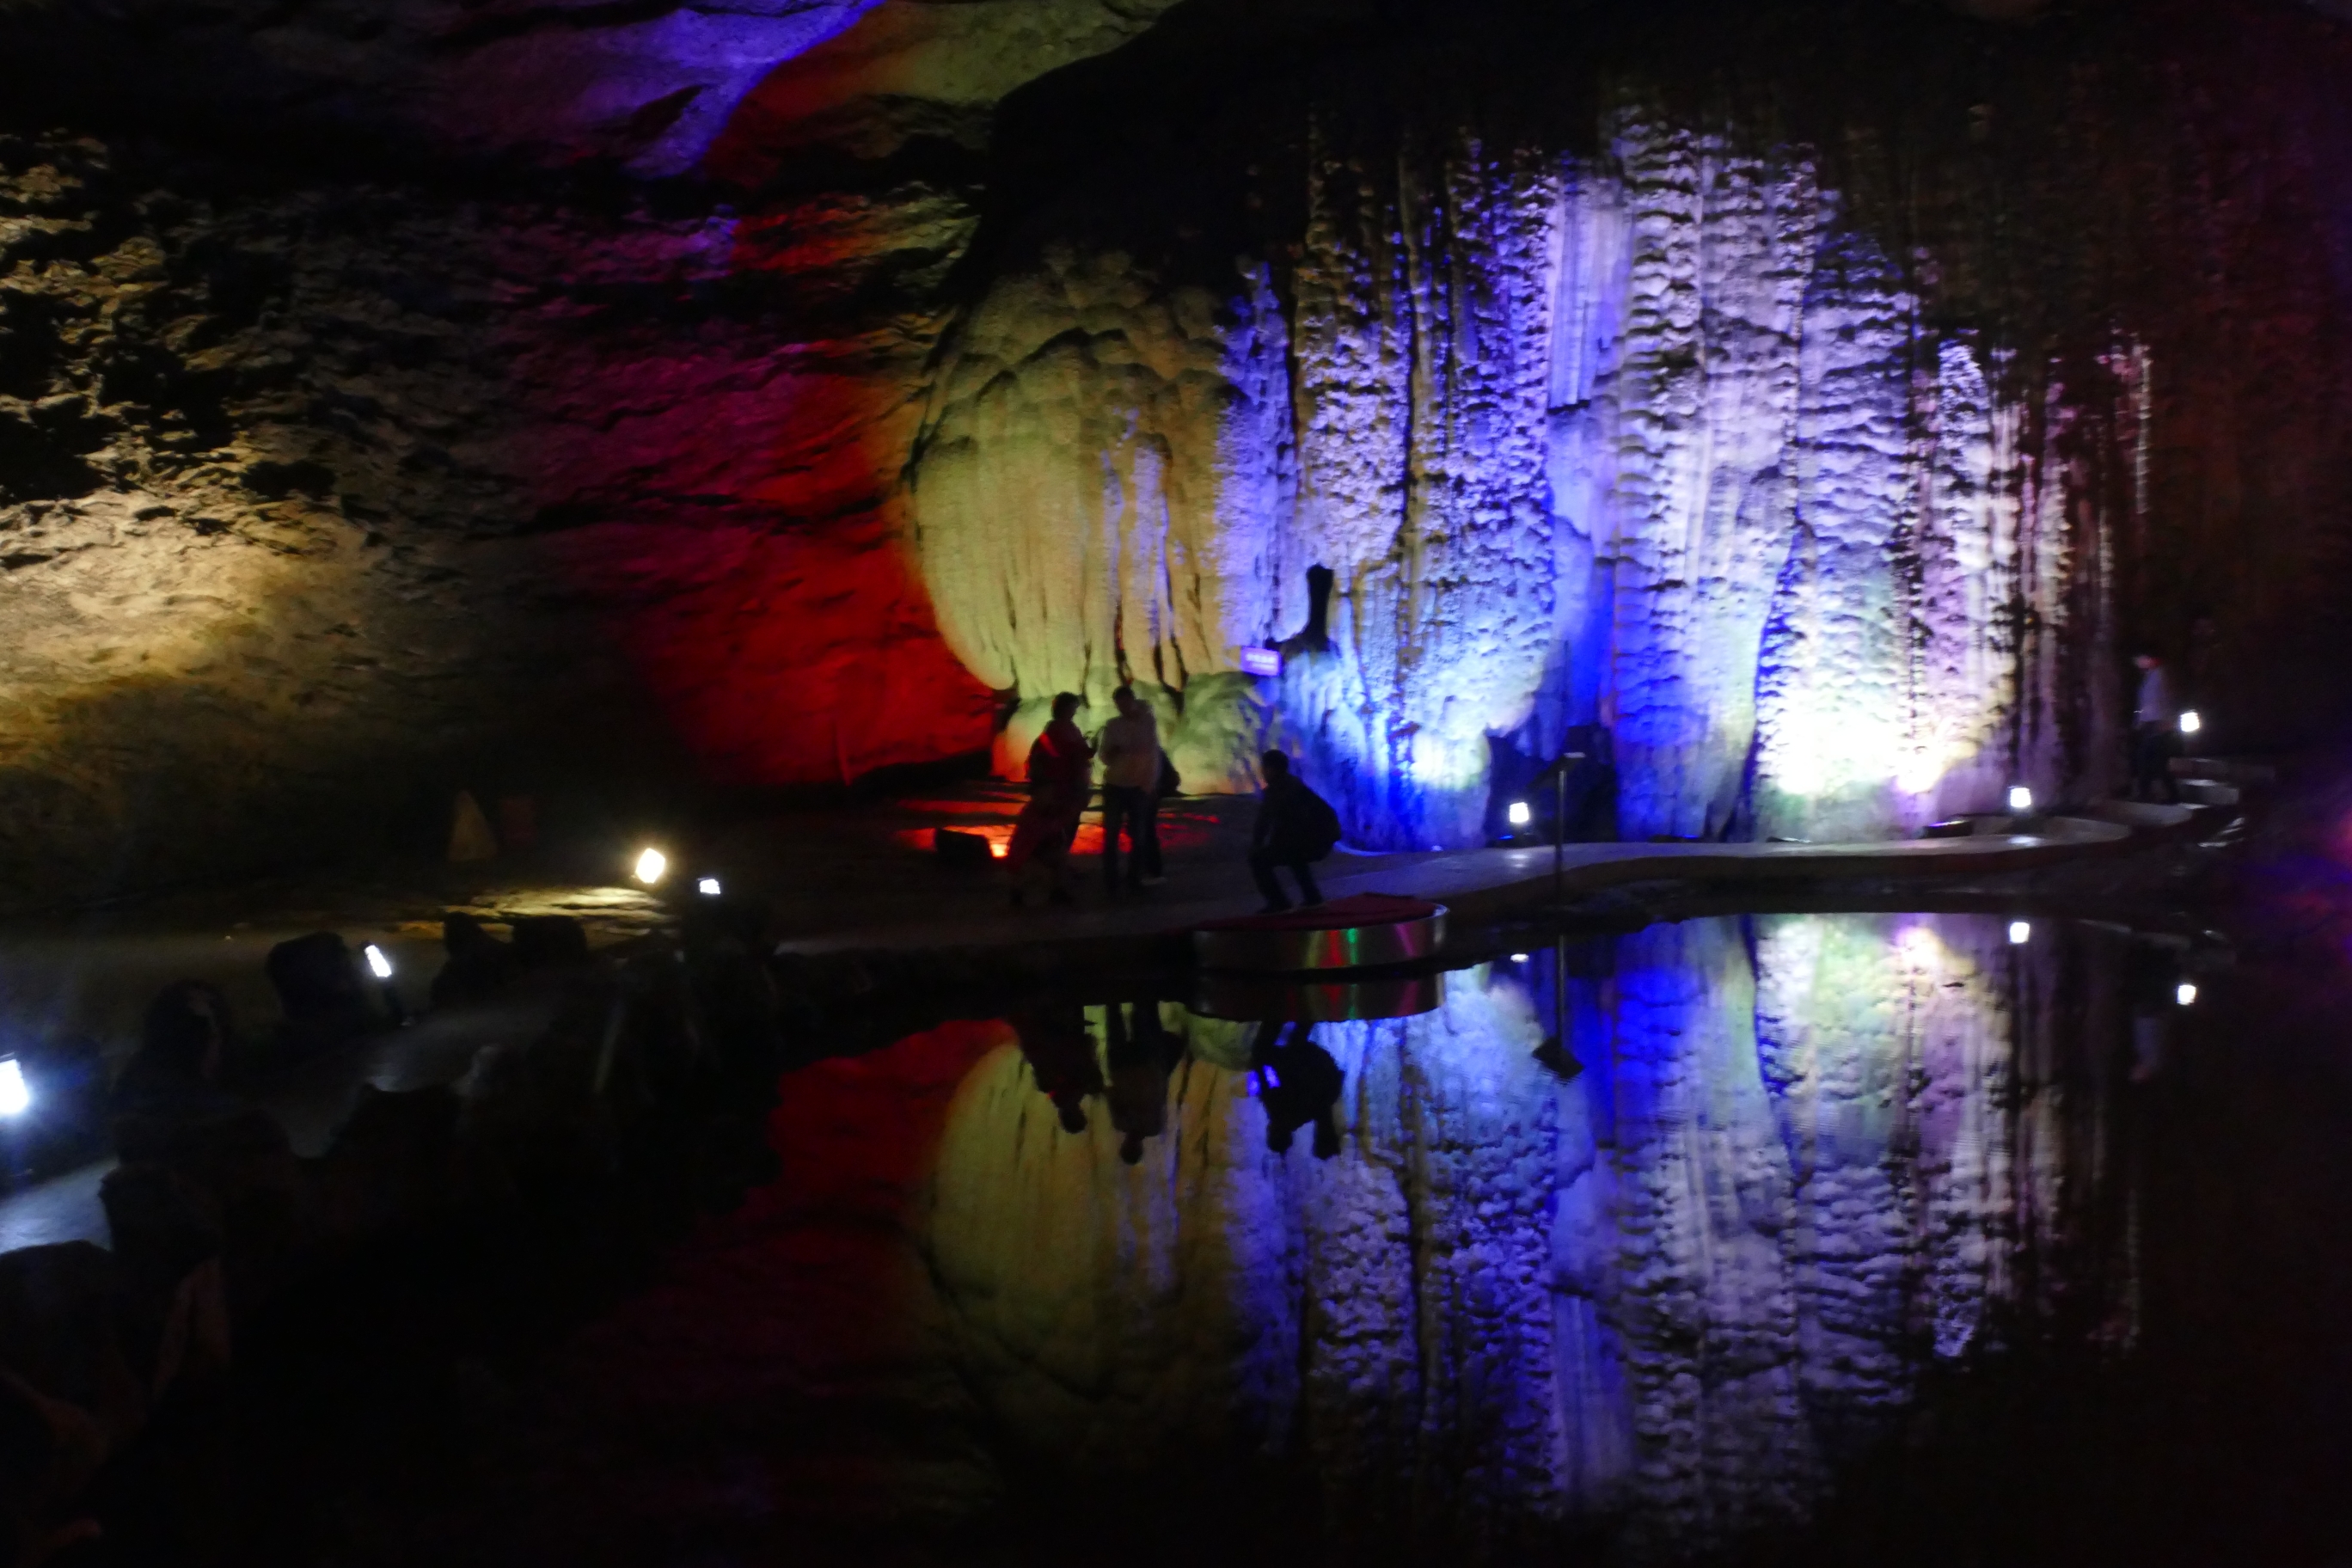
[{"x1": 1240, "y1": 647, "x2": 1283, "y2": 677}]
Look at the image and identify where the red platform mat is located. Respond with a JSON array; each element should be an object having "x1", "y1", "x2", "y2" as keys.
[{"x1": 1195, "y1": 892, "x2": 1440, "y2": 934}]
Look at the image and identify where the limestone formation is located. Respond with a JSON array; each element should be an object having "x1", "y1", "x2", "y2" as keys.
[{"x1": 912, "y1": 109, "x2": 2149, "y2": 848}]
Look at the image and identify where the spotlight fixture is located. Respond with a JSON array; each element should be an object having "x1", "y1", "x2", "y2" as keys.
[
  {"x1": 363, "y1": 943, "x2": 395, "y2": 980},
  {"x1": 697, "y1": 877, "x2": 723, "y2": 897},
  {"x1": 634, "y1": 847, "x2": 669, "y2": 885},
  {"x1": 2177, "y1": 981, "x2": 2198, "y2": 1008},
  {"x1": 0, "y1": 1060, "x2": 31, "y2": 1118},
  {"x1": 2179, "y1": 709, "x2": 2202, "y2": 737},
  {"x1": 2008, "y1": 921, "x2": 2032, "y2": 946},
  {"x1": 1510, "y1": 952, "x2": 1530, "y2": 964},
  {"x1": 2007, "y1": 786, "x2": 2034, "y2": 813},
  {"x1": 1507, "y1": 800, "x2": 1533, "y2": 828}
]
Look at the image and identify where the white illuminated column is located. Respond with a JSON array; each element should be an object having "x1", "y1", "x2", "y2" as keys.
[
  {"x1": 0, "y1": 1061, "x2": 31, "y2": 1118},
  {"x1": 2008, "y1": 921, "x2": 2031, "y2": 946},
  {"x1": 2178, "y1": 710, "x2": 2202, "y2": 737},
  {"x1": 2007, "y1": 786, "x2": 2034, "y2": 813},
  {"x1": 1507, "y1": 801, "x2": 1532, "y2": 827},
  {"x1": 634, "y1": 848, "x2": 669, "y2": 885},
  {"x1": 2176, "y1": 981, "x2": 2198, "y2": 1008}
]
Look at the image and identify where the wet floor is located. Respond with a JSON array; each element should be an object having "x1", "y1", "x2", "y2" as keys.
[{"x1": 413, "y1": 906, "x2": 2352, "y2": 1568}]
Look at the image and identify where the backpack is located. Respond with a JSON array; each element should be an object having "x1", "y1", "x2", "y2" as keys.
[{"x1": 1295, "y1": 784, "x2": 1344, "y2": 861}]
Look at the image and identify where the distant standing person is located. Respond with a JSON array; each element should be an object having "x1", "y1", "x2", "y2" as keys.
[
  {"x1": 2131, "y1": 652, "x2": 2181, "y2": 805},
  {"x1": 1097, "y1": 685, "x2": 1166, "y2": 894},
  {"x1": 1006, "y1": 692, "x2": 1093, "y2": 907},
  {"x1": 1249, "y1": 750, "x2": 1342, "y2": 913}
]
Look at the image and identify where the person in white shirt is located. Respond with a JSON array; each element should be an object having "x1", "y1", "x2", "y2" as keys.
[
  {"x1": 2131, "y1": 652, "x2": 2181, "y2": 804},
  {"x1": 1097, "y1": 684, "x2": 1166, "y2": 892}
]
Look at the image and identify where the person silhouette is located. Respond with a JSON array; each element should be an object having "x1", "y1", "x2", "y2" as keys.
[
  {"x1": 1010, "y1": 1002, "x2": 1102, "y2": 1133},
  {"x1": 1106, "y1": 1001, "x2": 1180, "y2": 1164}
]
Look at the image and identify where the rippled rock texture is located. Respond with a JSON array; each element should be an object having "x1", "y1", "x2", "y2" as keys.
[{"x1": 916, "y1": 114, "x2": 2135, "y2": 843}]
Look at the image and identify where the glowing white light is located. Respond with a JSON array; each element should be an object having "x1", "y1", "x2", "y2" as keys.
[
  {"x1": 2179, "y1": 710, "x2": 2202, "y2": 736},
  {"x1": 2177, "y1": 981, "x2": 2198, "y2": 1008},
  {"x1": 634, "y1": 848, "x2": 668, "y2": 885},
  {"x1": 696, "y1": 877, "x2": 723, "y2": 897},
  {"x1": 1510, "y1": 952, "x2": 1530, "y2": 964},
  {"x1": 0, "y1": 1061, "x2": 31, "y2": 1118},
  {"x1": 2008, "y1": 921, "x2": 2032, "y2": 946},
  {"x1": 2007, "y1": 786, "x2": 2034, "y2": 813},
  {"x1": 363, "y1": 944, "x2": 394, "y2": 980},
  {"x1": 1507, "y1": 800, "x2": 1532, "y2": 827}
]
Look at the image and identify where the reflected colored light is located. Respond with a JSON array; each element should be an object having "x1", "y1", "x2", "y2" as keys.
[
  {"x1": 697, "y1": 877, "x2": 724, "y2": 897},
  {"x1": 0, "y1": 1060, "x2": 30, "y2": 1118},
  {"x1": 634, "y1": 848, "x2": 669, "y2": 885},
  {"x1": 2008, "y1": 921, "x2": 2031, "y2": 946},
  {"x1": 2179, "y1": 710, "x2": 2202, "y2": 736},
  {"x1": 1508, "y1": 801, "x2": 1533, "y2": 827},
  {"x1": 2008, "y1": 786, "x2": 2034, "y2": 813},
  {"x1": 2177, "y1": 981, "x2": 2198, "y2": 1007},
  {"x1": 364, "y1": 944, "x2": 395, "y2": 980}
]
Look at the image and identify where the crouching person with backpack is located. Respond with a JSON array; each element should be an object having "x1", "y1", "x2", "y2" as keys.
[{"x1": 1249, "y1": 750, "x2": 1343, "y2": 912}]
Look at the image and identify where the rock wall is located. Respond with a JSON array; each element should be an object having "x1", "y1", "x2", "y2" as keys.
[
  {"x1": 2, "y1": 0, "x2": 2350, "y2": 897},
  {"x1": 910, "y1": 97, "x2": 2159, "y2": 848}
]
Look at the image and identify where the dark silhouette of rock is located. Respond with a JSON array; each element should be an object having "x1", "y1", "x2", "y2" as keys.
[{"x1": 430, "y1": 914, "x2": 522, "y2": 1009}]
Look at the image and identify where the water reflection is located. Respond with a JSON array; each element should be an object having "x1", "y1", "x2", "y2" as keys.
[{"x1": 925, "y1": 912, "x2": 2156, "y2": 1555}]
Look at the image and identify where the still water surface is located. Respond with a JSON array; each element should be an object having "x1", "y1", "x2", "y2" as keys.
[{"x1": 503, "y1": 910, "x2": 2352, "y2": 1567}]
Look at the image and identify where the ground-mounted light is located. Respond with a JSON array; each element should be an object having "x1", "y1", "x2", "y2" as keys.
[
  {"x1": 2008, "y1": 786, "x2": 2035, "y2": 813},
  {"x1": 364, "y1": 943, "x2": 394, "y2": 980},
  {"x1": 0, "y1": 1060, "x2": 31, "y2": 1118},
  {"x1": 634, "y1": 848, "x2": 669, "y2": 885},
  {"x1": 2009, "y1": 921, "x2": 2032, "y2": 946},
  {"x1": 697, "y1": 877, "x2": 723, "y2": 897},
  {"x1": 2177, "y1": 981, "x2": 2198, "y2": 1008},
  {"x1": 1507, "y1": 800, "x2": 1533, "y2": 828},
  {"x1": 2179, "y1": 710, "x2": 2202, "y2": 737},
  {"x1": 1510, "y1": 952, "x2": 1530, "y2": 964}
]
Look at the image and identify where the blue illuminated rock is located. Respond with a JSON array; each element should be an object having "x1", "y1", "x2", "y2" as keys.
[{"x1": 912, "y1": 115, "x2": 2134, "y2": 848}]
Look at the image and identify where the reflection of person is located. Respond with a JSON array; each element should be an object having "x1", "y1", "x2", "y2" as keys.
[
  {"x1": 1010, "y1": 1002, "x2": 1102, "y2": 1133},
  {"x1": 2130, "y1": 652, "x2": 2181, "y2": 805},
  {"x1": 1106, "y1": 1002, "x2": 1181, "y2": 1164},
  {"x1": 1251, "y1": 1020, "x2": 1344, "y2": 1159},
  {"x1": 1007, "y1": 693, "x2": 1094, "y2": 907},
  {"x1": 1098, "y1": 685, "x2": 1165, "y2": 895}
]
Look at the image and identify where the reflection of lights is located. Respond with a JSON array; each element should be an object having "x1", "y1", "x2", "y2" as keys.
[
  {"x1": 1896, "y1": 751, "x2": 1945, "y2": 795},
  {"x1": 1896, "y1": 922, "x2": 1951, "y2": 971},
  {"x1": 2177, "y1": 981, "x2": 2198, "y2": 1007},
  {"x1": 0, "y1": 1061, "x2": 30, "y2": 1118},
  {"x1": 2179, "y1": 710, "x2": 2202, "y2": 737},
  {"x1": 364, "y1": 944, "x2": 394, "y2": 980},
  {"x1": 697, "y1": 877, "x2": 723, "y2": 897},
  {"x1": 1507, "y1": 800, "x2": 1532, "y2": 827},
  {"x1": 2008, "y1": 921, "x2": 2032, "y2": 946},
  {"x1": 2007, "y1": 786, "x2": 2034, "y2": 813},
  {"x1": 634, "y1": 848, "x2": 668, "y2": 885}
]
